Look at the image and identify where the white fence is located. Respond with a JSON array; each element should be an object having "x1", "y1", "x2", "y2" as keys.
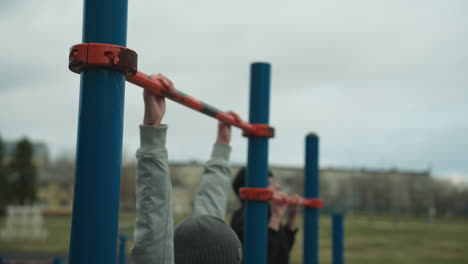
[{"x1": 0, "y1": 206, "x2": 48, "y2": 241}]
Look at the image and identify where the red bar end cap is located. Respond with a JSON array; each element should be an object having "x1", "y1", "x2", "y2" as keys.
[
  {"x1": 303, "y1": 198, "x2": 324, "y2": 208},
  {"x1": 243, "y1": 124, "x2": 275, "y2": 138}
]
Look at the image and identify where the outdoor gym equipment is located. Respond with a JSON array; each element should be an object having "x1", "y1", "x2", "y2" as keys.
[
  {"x1": 69, "y1": 43, "x2": 274, "y2": 138},
  {"x1": 68, "y1": 2, "x2": 273, "y2": 263},
  {"x1": 69, "y1": 44, "x2": 273, "y2": 264},
  {"x1": 68, "y1": 1, "x2": 332, "y2": 264}
]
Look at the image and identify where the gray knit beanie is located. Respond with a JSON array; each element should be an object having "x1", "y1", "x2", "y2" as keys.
[{"x1": 174, "y1": 215, "x2": 242, "y2": 264}]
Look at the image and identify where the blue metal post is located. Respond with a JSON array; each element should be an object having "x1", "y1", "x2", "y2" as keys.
[
  {"x1": 118, "y1": 235, "x2": 127, "y2": 264},
  {"x1": 69, "y1": 1, "x2": 128, "y2": 264},
  {"x1": 303, "y1": 134, "x2": 320, "y2": 264},
  {"x1": 244, "y1": 62, "x2": 271, "y2": 264},
  {"x1": 332, "y1": 213, "x2": 345, "y2": 264}
]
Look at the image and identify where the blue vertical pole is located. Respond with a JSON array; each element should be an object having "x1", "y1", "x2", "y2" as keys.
[
  {"x1": 68, "y1": 1, "x2": 128, "y2": 264},
  {"x1": 303, "y1": 134, "x2": 320, "y2": 264},
  {"x1": 332, "y1": 213, "x2": 344, "y2": 264},
  {"x1": 244, "y1": 62, "x2": 271, "y2": 264},
  {"x1": 118, "y1": 235, "x2": 127, "y2": 264}
]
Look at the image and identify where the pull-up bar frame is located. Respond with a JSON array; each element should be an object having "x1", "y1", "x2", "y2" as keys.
[
  {"x1": 68, "y1": 37, "x2": 274, "y2": 264},
  {"x1": 69, "y1": 43, "x2": 274, "y2": 138}
]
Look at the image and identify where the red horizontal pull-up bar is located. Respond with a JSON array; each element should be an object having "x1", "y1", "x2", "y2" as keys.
[
  {"x1": 127, "y1": 72, "x2": 273, "y2": 137},
  {"x1": 68, "y1": 43, "x2": 274, "y2": 138},
  {"x1": 239, "y1": 187, "x2": 324, "y2": 208}
]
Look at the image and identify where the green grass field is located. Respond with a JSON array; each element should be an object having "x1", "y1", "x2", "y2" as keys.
[{"x1": 1, "y1": 213, "x2": 467, "y2": 264}]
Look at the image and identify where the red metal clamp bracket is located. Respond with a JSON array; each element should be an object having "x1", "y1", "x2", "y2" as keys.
[
  {"x1": 239, "y1": 187, "x2": 273, "y2": 201},
  {"x1": 243, "y1": 124, "x2": 275, "y2": 138},
  {"x1": 69, "y1": 43, "x2": 138, "y2": 77},
  {"x1": 303, "y1": 198, "x2": 324, "y2": 208}
]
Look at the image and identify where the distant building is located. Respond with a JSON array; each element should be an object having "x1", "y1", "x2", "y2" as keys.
[
  {"x1": 28, "y1": 156, "x2": 435, "y2": 216},
  {"x1": 165, "y1": 163, "x2": 433, "y2": 215},
  {"x1": 36, "y1": 163, "x2": 75, "y2": 214},
  {"x1": 2, "y1": 139, "x2": 74, "y2": 213}
]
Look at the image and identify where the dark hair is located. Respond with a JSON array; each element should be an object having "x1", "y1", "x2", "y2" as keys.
[{"x1": 232, "y1": 167, "x2": 273, "y2": 199}]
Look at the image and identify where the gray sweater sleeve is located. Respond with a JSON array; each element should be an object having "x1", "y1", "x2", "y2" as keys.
[
  {"x1": 193, "y1": 143, "x2": 232, "y2": 220},
  {"x1": 131, "y1": 125, "x2": 174, "y2": 264}
]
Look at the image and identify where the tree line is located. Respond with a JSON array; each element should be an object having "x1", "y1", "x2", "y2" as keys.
[{"x1": 0, "y1": 135, "x2": 37, "y2": 215}]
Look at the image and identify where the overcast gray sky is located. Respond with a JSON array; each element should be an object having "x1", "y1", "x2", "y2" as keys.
[{"x1": 1, "y1": 0, "x2": 467, "y2": 182}]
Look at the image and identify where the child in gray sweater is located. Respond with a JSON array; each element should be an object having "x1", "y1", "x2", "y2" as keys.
[{"x1": 130, "y1": 74, "x2": 242, "y2": 264}]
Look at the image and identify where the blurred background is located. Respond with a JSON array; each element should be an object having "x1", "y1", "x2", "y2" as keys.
[{"x1": 1, "y1": 0, "x2": 467, "y2": 263}]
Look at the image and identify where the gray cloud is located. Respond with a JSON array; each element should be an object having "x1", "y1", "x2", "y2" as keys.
[{"x1": 1, "y1": 0, "x2": 467, "y2": 181}]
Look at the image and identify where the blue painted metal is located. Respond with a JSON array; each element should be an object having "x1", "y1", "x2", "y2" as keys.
[
  {"x1": 244, "y1": 62, "x2": 271, "y2": 264},
  {"x1": 53, "y1": 257, "x2": 64, "y2": 264},
  {"x1": 0, "y1": 256, "x2": 4, "y2": 264},
  {"x1": 118, "y1": 235, "x2": 127, "y2": 264},
  {"x1": 303, "y1": 134, "x2": 320, "y2": 264},
  {"x1": 68, "y1": 0, "x2": 128, "y2": 264},
  {"x1": 332, "y1": 213, "x2": 345, "y2": 264}
]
